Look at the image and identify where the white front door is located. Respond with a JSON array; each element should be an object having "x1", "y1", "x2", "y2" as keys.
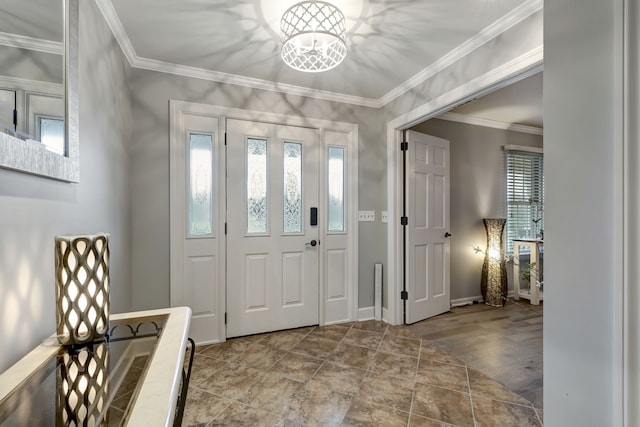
[
  {"x1": 226, "y1": 119, "x2": 320, "y2": 337},
  {"x1": 405, "y1": 130, "x2": 451, "y2": 324}
]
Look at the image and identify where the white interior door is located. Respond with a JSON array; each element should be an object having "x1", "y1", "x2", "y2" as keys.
[
  {"x1": 226, "y1": 119, "x2": 320, "y2": 337},
  {"x1": 405, "y1": 130, "x2": 450, "y2": 324}
]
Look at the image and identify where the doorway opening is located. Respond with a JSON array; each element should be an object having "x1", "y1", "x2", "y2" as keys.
[{"x1": 387, "y1": 62, "x2": 544, "y2": 408}]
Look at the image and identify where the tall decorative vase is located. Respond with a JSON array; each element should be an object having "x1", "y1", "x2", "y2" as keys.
[
  {"x1": 481, "y1": 219, "x2": 507, "y2": 307},
  {"x1": 55, "y1": 233, "x2": 110, "y2": 345}
]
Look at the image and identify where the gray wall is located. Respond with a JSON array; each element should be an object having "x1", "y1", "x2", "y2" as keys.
[
  {"x1": 0, "y1": 0, "x2": 133, "y2": 372},
  {"x1": 544, "y1": 0, "x2": 621, "y2": 424},
  {"x1": 127, "y1": 71, "x2": 385, "y2": 311},
  {"x1": 127, "y1": 8, "x2": 544, "y2": 315},
  {"x1": 411, "y1": 118, "x2": 543, "y2": 301}
]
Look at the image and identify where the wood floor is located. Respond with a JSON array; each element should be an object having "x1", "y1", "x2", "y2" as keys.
[{"x1": 408, "y1": 298, "x2": 543, "y2": 408}]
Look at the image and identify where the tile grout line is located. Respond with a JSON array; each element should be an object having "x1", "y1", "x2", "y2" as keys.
[
  {"x1": 535, "y1": 406, "x2": 544, "y2": 426},
  {"x1": 466, "y1": 364, "x2": 478, "y2": 427},
  {"x1": 406, "y1": 337, "x2": 424, "y2": 426}
]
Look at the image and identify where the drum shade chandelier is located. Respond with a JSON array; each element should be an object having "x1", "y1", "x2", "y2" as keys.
[{"x1": 281, "y1": 1, "x2": 347, "y2": 72}]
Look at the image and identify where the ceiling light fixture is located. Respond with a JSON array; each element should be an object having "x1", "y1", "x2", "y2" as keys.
[{"x1": 281, "y1": 1, "x2": 347, "y2": 72}]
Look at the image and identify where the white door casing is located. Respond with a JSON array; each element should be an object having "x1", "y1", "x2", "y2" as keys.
[
  {"x1": 170, "y1": 101, "x2": 358, "y2": 343},
  {"x1": 226, "y1": 119, "x2": 320, "y2": 337},
  {"x1": 405, "y1": 130, "x2": 450, "y2": 324}
]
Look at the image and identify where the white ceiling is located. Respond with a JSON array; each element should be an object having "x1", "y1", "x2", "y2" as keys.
[
  {"x1": 1, "y1": 0, "x2": 63, "y2": 42},
  {"x1": 0, "y1": 0, "x2": 543, "y2": 126},
  {"x1": 104, "y1": 0, "x2": 540, "y2": 105}
]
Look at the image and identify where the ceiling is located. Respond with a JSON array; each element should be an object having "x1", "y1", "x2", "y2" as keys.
[
  {"x1": 448, "y1": 71, "x2": 543, "y2": 129},
  {"x1": 1, "y1": 0, "x2": 543, "y2": 127},
  {"x1": 103, "y1": 0, "x2": 541, "y2": 106}
]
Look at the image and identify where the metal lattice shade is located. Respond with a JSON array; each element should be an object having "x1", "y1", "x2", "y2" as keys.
[
  {"x1": 55, "y1": 234, "x2": 110, "y2": 345},
  {"x1": 281, "y1": 1, "x2": 347, "y2": 72}
]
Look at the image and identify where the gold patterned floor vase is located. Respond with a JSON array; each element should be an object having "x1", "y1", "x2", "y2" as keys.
[{"x1": 480, "y1": 219, "x2": 507, "y2": 307}]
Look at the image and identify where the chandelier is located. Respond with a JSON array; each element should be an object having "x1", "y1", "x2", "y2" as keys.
[{"x1": 280, "y1": 1, "x2": 347, "y2": 72}]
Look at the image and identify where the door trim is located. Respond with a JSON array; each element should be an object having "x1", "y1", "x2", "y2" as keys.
[
  {"x1": 385, "y1": 48, "x2": 543, "y2": 326},
  {"x1": 170, "y1": 100, "x2": 359, "y2": 342}
]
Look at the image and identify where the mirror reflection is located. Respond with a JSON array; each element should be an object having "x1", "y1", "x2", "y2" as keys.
[{"x1": 0, "y1": 0, "x2": 65, "y2": 156}]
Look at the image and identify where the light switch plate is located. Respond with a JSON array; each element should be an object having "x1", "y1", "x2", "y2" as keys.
[
  {"x1": 358, "y1": 211, "x2": 375, "y2": 222},
  {"x1": 381, "y1": 211, "x2": 389, "y2": 223}
]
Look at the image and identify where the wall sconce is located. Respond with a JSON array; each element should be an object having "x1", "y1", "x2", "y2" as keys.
[
  {"x1": 55, "y1": 233, "x2": 110, "y2": 345},
  {"x1": 480, "y1": 218, "x2": 507, "y2": 307},
  {"x1": 57, "y1": 342, "x2": 109, "y2": 425}
]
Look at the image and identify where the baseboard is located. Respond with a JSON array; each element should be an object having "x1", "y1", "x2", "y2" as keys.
[
  {"x1": 359, "y1": 291, "x2": 517, "y2": 322},
  {"x1": 451, "y1": 291, "x2": 515, "y2": 307},
  {"x1": 358, "y1": 306, "x2": 391, "y2": 324},
  {"x1": 358, "y1": 306, "x2": 374, "y2": 321}
]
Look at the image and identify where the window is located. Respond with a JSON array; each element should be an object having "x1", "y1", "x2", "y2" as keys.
[
  {"x1": 188, "y1": 133, "x2": 214, "y2": 236},
  {"x1": 37, "y1": 116, "x2": 65, "y2": 156},
  {"x1": 327, "y1": 146, "x2": 345, "y2": 232},
  {"x1": 506, "y1": 149, "x2": 544, "y2": 255},
  {"x1": 283, "y1": 141, "x2": 302, "y2": 233},
  {"x1": 246, "y1": 138, "x2": 268, "y2": 234}
]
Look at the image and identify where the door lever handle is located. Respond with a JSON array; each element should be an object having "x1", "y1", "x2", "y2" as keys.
[
  {"x1": 305, "y1": 240, "x2": 319, "y2": 247},
  {"x1": 444, "y1": 232, "x2": 452, "y2": 238}
]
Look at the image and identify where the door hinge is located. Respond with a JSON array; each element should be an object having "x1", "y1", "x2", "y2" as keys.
[
  {"x1": 400, "y1": 141, "x2": 408, "y2": 151},
  {"x1": 225, "y1": 223, "x2": 227, "y2": 235},
  {"x1": 401, "y1": 216, "x2": 408, "y2": 226},
  {"x1": 400, "y1": 290, "x2": 408, "y2": 300},
  {"x1": 224, "y1": 312, "x2": 227, "y2": 324},
  {"x1": 224, "y1": 132, "x2": 227, "y2": 146}
]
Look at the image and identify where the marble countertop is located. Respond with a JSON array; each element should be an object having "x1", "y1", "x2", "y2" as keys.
[{"x1": 0, "y1": 306, "x2": 192, "y2": 427}]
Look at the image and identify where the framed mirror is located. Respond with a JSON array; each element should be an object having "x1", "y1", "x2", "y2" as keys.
[{"x1": 0, "y1": 0, "x2": 79, "y2": 182}]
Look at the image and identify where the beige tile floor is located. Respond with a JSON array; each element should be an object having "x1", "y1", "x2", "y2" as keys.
[{"x1": 182, "y1": 321, "x2": 542, "y2": 426}]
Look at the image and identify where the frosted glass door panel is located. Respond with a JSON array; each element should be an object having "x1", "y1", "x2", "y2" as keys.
[
  {"x1": 39, "y1": 117, "x2": 65, "y2": 156},
  {"x1": 328, "y1": 146, "x2": 345, "y2": 232},
  {"x1": 189, "y1": 133, "x2": 214, "y2": 236},
  {"x1": 247, "y1": 138, "x2": 268, "y2": 234},
  {"x1": 283, "y1": 142, "x2": 302, "y2": 233}
]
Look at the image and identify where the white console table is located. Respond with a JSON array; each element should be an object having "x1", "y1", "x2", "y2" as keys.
[{"x1": 513, "y1": 239, "x2": 544, "y2": 305}]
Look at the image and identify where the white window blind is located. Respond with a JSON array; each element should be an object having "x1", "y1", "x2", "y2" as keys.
[{"x1": 506, "y1": 149, "x2": 544, "y2": 254}]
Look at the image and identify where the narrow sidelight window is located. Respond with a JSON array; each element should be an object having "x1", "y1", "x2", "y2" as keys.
[
  {"x1": 188, "y1": 133, "x2": 214, "y2": 236},
  {"x1": 328, "y1": 146, "x2": 345, "y2": 232}
]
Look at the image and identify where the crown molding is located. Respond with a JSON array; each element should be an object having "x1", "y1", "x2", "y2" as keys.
[
  {"x1": 94, "y1": 0, "x2": 138, "y2": 63},
  {"x1": 438, "y1": 112, "x2": 543, "y2": 135},
  {"x1": 388, "y1": 45, "x2": 543, "y2": 130},
  {"x1": 97, "y1": 0, "x2": 542, "y2": 109},
  {"x1": 377, "y1": 0, "x2": 543, "y2": 106},
  {"x1": 0, "y1": 75, "x2": 63, "y2": 94},
  {"x1": 0, "y1": 32, "x2": 63, "y2": 55},
  {"x1": 132, "y1": 56, "x2": 381, "y2": 108},
  {"x1": 95, "y1": 0, "x2": 379, "y2": 108}
]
